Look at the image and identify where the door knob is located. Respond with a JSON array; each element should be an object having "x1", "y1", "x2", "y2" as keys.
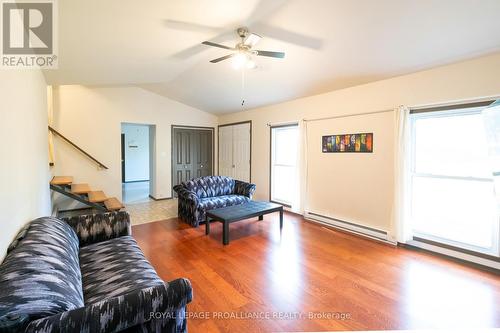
[{"x1": 200, "y1": 164, "x2": 203, "y2": 168}]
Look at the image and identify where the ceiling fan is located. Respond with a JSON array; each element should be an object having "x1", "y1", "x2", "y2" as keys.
[{"x1": 202, "y1": 27, "x2": 285, "y2": 68}]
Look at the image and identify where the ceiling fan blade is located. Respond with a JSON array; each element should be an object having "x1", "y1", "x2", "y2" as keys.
[
  {"x1": 170, "y1": 44, "x2": 207, "y2": 60},
  {"x1": 164, "y1": 19, "x2": 225, "y2": 33},
  {"x1": 169, "y1": 31, "x2": 236, "y2": 60},
  {"x1": 244, "y1": 33, "x2": 262, "y2": 47},
  {"x1": 202, "y1": 41, "x2": 235, "y2": 50},
  {"x1": 254, "y1": 23, "x2": 323, "y2": 50},
  {"x1": 210, "y1": 54, "x2": 236, "y2": 63},
  {"x1": 256, "y1": 50, "x2": 285, "y2": 58},
  {"x1": 245, "y1": 0, "x2": 288, "y2": 26}
]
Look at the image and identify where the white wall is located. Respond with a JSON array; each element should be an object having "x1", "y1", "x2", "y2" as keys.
[
  {"x1": 122, "y1": 123, "x2": 150, "y2": 182},
  {"x1": 52, "y1": 85, "x2": 218, "y2": 201},
  {"x1": 0, "y1": 70, "x2": 51, "y2": 262},
  {"x1": 218, "y1": 52, "x2": 500, "y2": 233},
  {"x1": 305, "y1": 112, "x2": 394, "y2": 231}
]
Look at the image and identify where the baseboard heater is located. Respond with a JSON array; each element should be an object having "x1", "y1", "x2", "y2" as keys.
[{"x1": 304, "y1": 211, "x2": 395, "y2": 245}]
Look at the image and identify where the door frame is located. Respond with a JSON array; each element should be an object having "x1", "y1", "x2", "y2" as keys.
[
  {"x1": 269, "y1": 123, "x2": 299, "y2": 208},
  {"x1": 171, "y1": 125, "x2": 215, "y2": 194},
  {"x1": 121, "y1": 123, "x2": 156, "y2": 198},
  {"x1": 121, "y1": 133, "x2": 126, "y2": 183},
  {"x1": 217, "y1": 120, "x2": 252, "y2": 181}
]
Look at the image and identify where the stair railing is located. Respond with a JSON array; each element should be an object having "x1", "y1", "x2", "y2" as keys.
[{"x1": 48, "y1": 126, "x2": 109, "y2": 169}]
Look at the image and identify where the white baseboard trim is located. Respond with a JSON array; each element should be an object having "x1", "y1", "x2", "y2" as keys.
[
  {"x1": 302, "y1": 212, "x2": 499, "y2": 270},
  {"x1": 407, "y1": 239, "x2": 500, "y2": 270},
  {"x1": 304, "y1": 211, "x2": 396, "y2": 246}
]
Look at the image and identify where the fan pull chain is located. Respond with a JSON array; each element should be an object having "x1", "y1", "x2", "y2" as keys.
[{"x1": 241, "y1": 67, "x2": 245, "y2": 107}]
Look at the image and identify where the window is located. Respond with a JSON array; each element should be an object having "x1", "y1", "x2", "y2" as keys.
[
  {"x1": 409, "y1": 106, "x2": 499, "y2": 256},
  {"x1": 271, "y1": 125, "x2": 299, "y2": 207}
]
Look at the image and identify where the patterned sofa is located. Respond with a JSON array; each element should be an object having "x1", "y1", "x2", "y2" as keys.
[
  {"x1": 0, "y1": 212, "x2": 192, "y2": 333},
  {"x1": 174, "y1": 176, "x2": 256, "y2": 227}
]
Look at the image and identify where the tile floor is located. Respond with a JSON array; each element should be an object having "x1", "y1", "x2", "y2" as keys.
[
  {"x1": 122, "y1": 181, "x2": 152, "y2": 204},
  {"x1": 125, "y1": 198, "x2": 178, "y2": 225},
  {"x1": 122, "y1": 181, "x2": 179, "y2": 225}
]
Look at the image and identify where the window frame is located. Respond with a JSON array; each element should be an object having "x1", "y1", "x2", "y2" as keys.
[
  {"x1": 269, "y1": 123, "x2": 299, "y2": 207},
  {"x1": 409, "y1": 106, "x2": 500, "y2": 257}
]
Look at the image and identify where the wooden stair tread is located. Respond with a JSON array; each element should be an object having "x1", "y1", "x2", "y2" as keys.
[
  {"x1": 50, "y1": 176, "x2": 73, "y2": 185},
  {"x1": 71, "y1": 183, "x2": 91, "y2": 194},
  {"x1": 88, "y1": 191, "x2": 107, "y2": 203},
  {"x1": 104, "y1": 197, "x2": 124, "y2": 211}
]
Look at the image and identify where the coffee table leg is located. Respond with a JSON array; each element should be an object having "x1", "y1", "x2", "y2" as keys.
[
  {"x1": 279, "y1": 208, "x2": 283, "y2": 229},
  {"x1": 205, "y1": 216, "x2": 210, "y2": 235},
  {"x1": 223, "y1": 221, "x2": 229, "y2": 245},
  {"x1": 258, "y1": 215, "x2": 263, "y2": 221}
]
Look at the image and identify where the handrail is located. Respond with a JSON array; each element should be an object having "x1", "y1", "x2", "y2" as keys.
[{"x1": 48, "y1": 125, "x2": 109, "y2": 169}]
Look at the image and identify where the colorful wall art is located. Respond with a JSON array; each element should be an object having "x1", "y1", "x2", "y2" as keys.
[{"x1": 322, "y1": 133, "x2": 373, "y2": 153}]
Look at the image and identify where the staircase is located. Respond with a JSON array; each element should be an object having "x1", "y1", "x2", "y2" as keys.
[{"x1": 50, "y1": 176, "x2": 124, "y2": 212}]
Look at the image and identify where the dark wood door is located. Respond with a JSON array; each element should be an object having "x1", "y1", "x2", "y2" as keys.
[
  {"x1": 195, "y1": 130, "x2": 213, "y2": 178},
  {"x1": 172, "y1": 128, "x2": 213, "y2": 191},
  {"x1": 173, "y1": 129, "x2": 194, "y2": 186}
]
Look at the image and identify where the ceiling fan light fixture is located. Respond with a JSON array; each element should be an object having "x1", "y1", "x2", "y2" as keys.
[
  {"x1": 246, "y1": 58, "x2": 256, "y2": 69},
  {"x1": 202, "y1": 27, "x2": 284, "y2": 68},
  {"x1": 231, "y1": 52, "x2": 249, "y2": 70}
]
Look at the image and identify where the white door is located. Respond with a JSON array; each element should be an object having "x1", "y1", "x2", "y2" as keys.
[
  {"x1": 218, "y1": 126, "x2": 233, "y2": 177},
  {"x1": 232, "y1": 123, "x2": 251, "y2": 182},
  {"x1": 218, "y1": 123, "x2": 251, "y2": 182}
]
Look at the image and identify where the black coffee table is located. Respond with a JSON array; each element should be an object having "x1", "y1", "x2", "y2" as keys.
[{"x1": 205, "y1": 201, "x2": 284, "y2": 245}]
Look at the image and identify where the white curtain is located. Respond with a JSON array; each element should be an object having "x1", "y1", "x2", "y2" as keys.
[
  {"x1": 292, "y1": 120, "x2": 307, "y2": 214},
  {"x1": 390, "y1": 105, "x2": 412, "y2": 243}
]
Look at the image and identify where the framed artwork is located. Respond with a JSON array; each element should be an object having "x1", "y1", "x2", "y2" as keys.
[{"x1": 322, "y1": 133, "x2": 373, "y2": 153}]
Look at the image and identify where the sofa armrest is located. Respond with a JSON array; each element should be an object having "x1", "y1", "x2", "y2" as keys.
[
  {"x1": 61, "y1": 211, "x2": 131, "y2": 247},
  {"x1": 234, "y1": 180, "x2": 256, "y2": 199},
  {"x1": 173, "y1": 185, "x2": 199, "y2": 206},
  {"x1": 25, "y1": 278, "x2": 193, "y2": 333}
]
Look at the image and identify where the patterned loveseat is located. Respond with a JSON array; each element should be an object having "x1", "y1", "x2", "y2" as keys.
[
  {"x1": 174, "y1": 176, "x2": 256, "y2": 227},
  {"x1": 0, "y1": 212, "x2": 192, "y2": 333}
]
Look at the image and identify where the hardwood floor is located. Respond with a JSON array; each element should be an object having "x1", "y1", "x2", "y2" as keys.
[{"x1": 132, "y1": 212, "x2": 500, "y2": 332}]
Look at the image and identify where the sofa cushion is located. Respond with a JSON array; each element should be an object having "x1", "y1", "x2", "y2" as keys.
[
  {"x1": 199, "y1": 195, "x2": 250, "y2": 211},
  {"x1": 63, "y1": 211, "x2": 132, "y2": 247},
  {"x1": 184, "y1": 176, "x2": 235, "y2": 198},
  {"x1": 79, "y1": 236, "x2": 164, "y2": 304},
  {"x1": 0, "y1": 217, "x2": 84, "y2": 322}
]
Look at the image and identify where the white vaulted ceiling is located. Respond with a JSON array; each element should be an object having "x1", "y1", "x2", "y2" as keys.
[{"x1": 44, "y1": 0, "x2": 500, "y2": 113}]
